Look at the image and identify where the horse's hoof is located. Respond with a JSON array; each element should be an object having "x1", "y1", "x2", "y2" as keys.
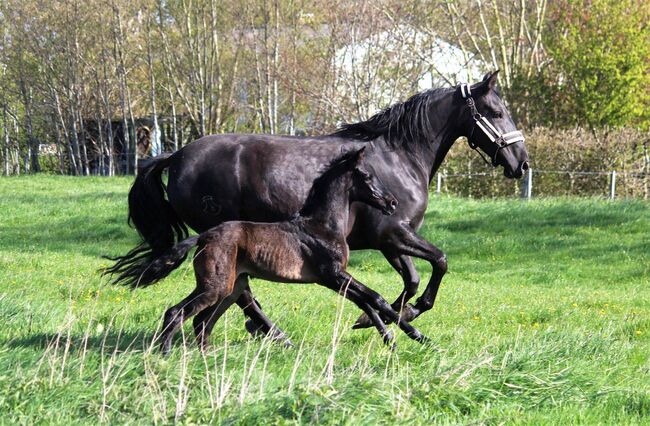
[
  {"x1": 399, "y1": 303, "x2": 419, "y2": 322},
  {"x1": 245, "y1": 319, "x2": 265, "y2": 337},
  {"x1": 352, "y1": 313, "x2": 373, "y2": 329}
]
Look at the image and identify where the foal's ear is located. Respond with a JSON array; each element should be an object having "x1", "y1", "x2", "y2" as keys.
[
  {"x1": 353, "y1": 146, "x2": 366, "y2": 163},
  {"x1": 471, "y1": 70, "x2": 500, "y2": 96}
]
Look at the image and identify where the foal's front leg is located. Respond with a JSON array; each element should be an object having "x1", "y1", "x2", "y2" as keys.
[
  {"x1": 353, "y1": 253, "x2": 420, "y2": 329},
  {"x1": 354, "y1": 223, "x2": 447, "y2": 329},
  {"x1": 323, "y1": 270, "x2": 429, "y2": 345},
  {"x1": 321, "y1": 274, "x2": 395, "y2": 347}
]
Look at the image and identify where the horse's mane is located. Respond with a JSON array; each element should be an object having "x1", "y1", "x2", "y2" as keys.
[
  {"x1": 332, "y1": 87, "x2": 450, "y2": 148},
  {"x1": 298, "y1": 149, "x2": 359, "y2": 217}
]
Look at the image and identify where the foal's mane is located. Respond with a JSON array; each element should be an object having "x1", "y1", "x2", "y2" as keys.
[
  {"x1": 332, "y1": 87, "x2": 450, "y2": 148},
  {"x1": 298, "y1": 150, "x2": 359, "y2": 217}
]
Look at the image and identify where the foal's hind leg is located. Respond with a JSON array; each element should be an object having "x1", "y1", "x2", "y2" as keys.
[
  {"x1": 238, "y1": 282, "x2": 293, "y2": 347},
  {"x1": 192, "y1": 275, "x2": 250, "y2": 351},
  {"x1": 160, "y1": 243, "x2": 238, "y2": 355},
  {"x1": 160, "y1": 289, "x2": 216, "y2": 355},
  {"x1": 195, "y1": 277, "x2": 293, "y2": 349}
]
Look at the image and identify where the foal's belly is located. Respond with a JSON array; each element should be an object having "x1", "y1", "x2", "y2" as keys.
[{"x1": 238, "y1": 224, "x2": 320, "y2": 284}]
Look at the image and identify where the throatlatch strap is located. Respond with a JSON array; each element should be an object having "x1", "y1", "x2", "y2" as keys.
[{"x1": 460, "y1": 83, "x2": 471, "y2": 99}]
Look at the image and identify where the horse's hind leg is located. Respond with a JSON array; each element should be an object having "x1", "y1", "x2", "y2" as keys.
[
  {"x1": 237, "y1": 285, "x2": 292, "y2": 346},
  {"x1": 192, "y1": 275, "x2": 249, "y2": 351}
]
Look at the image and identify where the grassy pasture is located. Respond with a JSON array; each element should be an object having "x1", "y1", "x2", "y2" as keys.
[{"x1": 0, "y1": 175, "x2": 648, "y2": 424}]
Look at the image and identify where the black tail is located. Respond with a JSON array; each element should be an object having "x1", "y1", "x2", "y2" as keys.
[
  {"x1": 124, "y1": 236, "x2": 199, "y2": 289},
  {"x1": 103, "y1": 154, "x2": 190, "y2": 288}
]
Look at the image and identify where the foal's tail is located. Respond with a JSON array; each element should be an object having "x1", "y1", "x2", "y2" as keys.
[
  {"x1": 126, "y1": 236, "x2": 200, "y2": 289},
  {"x1": 102, "y1": 153, "x2": 189, "y2": 288}
]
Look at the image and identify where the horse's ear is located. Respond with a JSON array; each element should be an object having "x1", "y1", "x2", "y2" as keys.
[{"x1": 472, "y1": 70, "x2": 500, "y2": 96}]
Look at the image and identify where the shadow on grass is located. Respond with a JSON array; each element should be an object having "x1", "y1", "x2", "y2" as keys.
[{"x1": 7, "y1": 330, "x2": 159, "y2": 355}]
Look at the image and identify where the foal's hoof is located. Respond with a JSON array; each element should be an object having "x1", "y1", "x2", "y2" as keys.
[
  {"x1": 245, "y1": 319, "x2": 294, "y2": 348},
  {"x1": 382, "y1": 331, "x2": 396, "y2": 351},
  {"x1": 245, "y1": 319, "x2": 267, "y2": 338},
  {"x1": 415, "y1": 334, "x2": 431, "y2": 345},
  {"x1": 352, "y1": 303, "x2": 419, "y2": 330},
  {"x1": 352, "y1": 313, "x2": 374, "y2": 329}
]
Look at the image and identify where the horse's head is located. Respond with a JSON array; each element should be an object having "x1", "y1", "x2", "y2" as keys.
[
  {"x1": 349, "y1": 147, "x2": 398, "y2": 215},
  {"x1": 456, "y1": 71, "x2": 529, "y2": 179}
]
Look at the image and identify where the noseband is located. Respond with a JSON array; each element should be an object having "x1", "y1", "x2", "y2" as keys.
[{"x1": 458, "y1": 83, "x2": 525, "y2": 167}]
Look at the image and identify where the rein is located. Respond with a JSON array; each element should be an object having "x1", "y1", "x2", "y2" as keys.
[{"x1": 458, "y1": 83, "x2": 525, "y2": 167}]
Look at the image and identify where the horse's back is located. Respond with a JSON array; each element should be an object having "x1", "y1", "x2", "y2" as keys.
[{"x1": 166, "y1": 134, "x2": 349, "y2": 232}]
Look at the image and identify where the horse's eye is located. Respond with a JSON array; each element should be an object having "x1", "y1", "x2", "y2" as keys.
[{"x1": 493, "y1": 111, "x2": 503, "y2": 118}]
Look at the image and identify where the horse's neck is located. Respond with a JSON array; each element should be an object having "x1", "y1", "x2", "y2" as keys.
[
  {"x1": 377, "y1": 127, "x2": 459, "y2": 184},
  {"x1": 426, "y1": 135, "x2": 458, "y2": 183},
  {"x1": 301, "y1": 176, "x2": 350, "y2": 238}
]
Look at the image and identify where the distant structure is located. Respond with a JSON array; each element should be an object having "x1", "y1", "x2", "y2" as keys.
[{"x1": 336, "y1": 27, "x2": 486, "y2": 114}]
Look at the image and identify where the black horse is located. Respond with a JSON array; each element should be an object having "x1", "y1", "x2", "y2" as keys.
[{"x1": 107, "y1": 71, "x2": 529, "y2": 344}]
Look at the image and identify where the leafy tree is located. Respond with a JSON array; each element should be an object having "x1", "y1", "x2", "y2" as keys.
[{"x1": 543, "y1": 0, "x2": 650, "y2": 129}]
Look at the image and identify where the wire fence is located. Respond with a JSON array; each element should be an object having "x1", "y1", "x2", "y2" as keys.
[
  {"x1": 9, "y1": 151, "x2": 650, "y2": 199},
  {"x1": 434, "y1": 168, "x2": 649, "y2": 200}
]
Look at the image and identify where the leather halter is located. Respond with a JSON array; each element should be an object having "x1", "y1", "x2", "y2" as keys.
[{"x1": 458, "y1": 83, "x2": 525, "y2": 167}]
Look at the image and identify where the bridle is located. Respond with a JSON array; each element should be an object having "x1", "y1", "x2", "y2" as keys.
[{"x1": 458, "y1": 83, "x2": 525, "y2": 167}]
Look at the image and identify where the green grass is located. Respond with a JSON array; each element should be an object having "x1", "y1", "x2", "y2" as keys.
[{"x1": 0, "y1": 175, "x2": 649, "y2": 424}]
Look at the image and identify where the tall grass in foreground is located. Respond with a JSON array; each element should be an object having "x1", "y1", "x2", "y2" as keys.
[{"x1": 0, "y1": 176, "x2": 648, "y2": 424}]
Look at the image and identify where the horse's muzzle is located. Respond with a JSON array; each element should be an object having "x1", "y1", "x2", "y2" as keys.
[{"x1": 504, "y1": 160, "x2": 529, "y2": 179}]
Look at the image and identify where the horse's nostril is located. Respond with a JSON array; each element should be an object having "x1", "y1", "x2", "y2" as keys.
[
  {"x1": 521, "y1": 161, "x2": 529, "y2": 171},
  {"x1": 390, "y1": 199, "x2": 398, "y2": 208}
]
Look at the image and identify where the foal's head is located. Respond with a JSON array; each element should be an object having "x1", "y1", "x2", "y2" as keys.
[{"x1": 349, "y1": 147, "x2": 398, "y2": 215}]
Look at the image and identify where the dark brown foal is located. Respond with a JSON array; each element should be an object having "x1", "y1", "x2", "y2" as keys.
[{"x1": 145, "y1": 148, "x2": 429, "y2": 354}]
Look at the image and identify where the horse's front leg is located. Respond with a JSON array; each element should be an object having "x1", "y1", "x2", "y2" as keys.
[
  {"x1": 326, "y1": 271, "x2": 429, "y2": 345},
  {"x1": 353, "y1": 224, "x2": 446, "y2": 329},
  {"x1": 353, "y1": 253, "x2": 420, "y2": 329}
]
